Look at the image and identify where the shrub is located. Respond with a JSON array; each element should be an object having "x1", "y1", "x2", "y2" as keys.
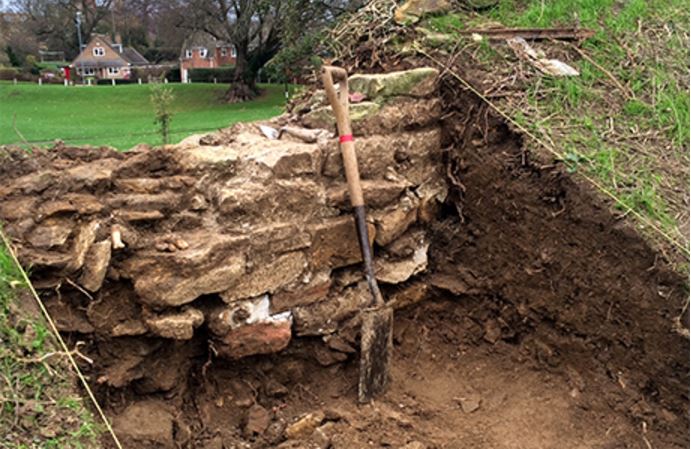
[
  {"x1": 150, "y1": 83, "x2": 175, "y2": 145},
  {"x1": 0, "y1": 67, "x2": 19, "y2": 80},
  {"x1": 96, "y1": 78, "x2": 135, "y2": 85},
  {"x1": 132, "y1": 65, "x2": 174, "y2": 82},
  {"x1": 188, "y1": 67, "x2": 235, "y2": 83}
]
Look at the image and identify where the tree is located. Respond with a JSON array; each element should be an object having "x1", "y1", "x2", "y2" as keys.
[
  {"x1": 11, "y1": 0, "x2": 114, "y2": 59},
  {"x1": 188, "y1": 0, "x2": 357, "y2": 102}
]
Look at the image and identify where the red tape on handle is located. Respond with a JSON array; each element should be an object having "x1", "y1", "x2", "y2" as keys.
[{"x1": 339, "y1": 134, "x2": 354, "y2": 143}]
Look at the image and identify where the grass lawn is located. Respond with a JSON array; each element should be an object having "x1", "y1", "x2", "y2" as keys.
[
  {"x1": 0, "y1": 82, "x2": 290, "y2": 150},
  {"x1": 422, "y1": 0, "x2": 690, "y2": 266}
]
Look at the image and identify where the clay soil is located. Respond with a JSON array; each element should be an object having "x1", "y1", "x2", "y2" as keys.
[{"x1": 87, "y1": 77, "x2": 689, "y2": 448}]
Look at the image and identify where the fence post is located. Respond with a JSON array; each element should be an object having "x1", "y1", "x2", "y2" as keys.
[
  {"x1": 138, "y1": 78, "x2": 142, "y2": 85},
  {"x1": 13, "y1": 78, "x2": 17, "y2": 85},
  {"x1": 64, "y1": 79, "x2": 68, "y2": 87},
  {"x1": 164, "y1": 78, "x2": 168, "y2": 84},
  {"x1": 214, "y1": 78, "x2": 217, "y2": 84},
  {"x1": 87, "y1": 79, "x2": 92, "y2": 86},
  {"x1": 38, "y1": 78, "x2": 42, "y2": 86},
  {"x1": 112, "y1": 78, "x2": 116, "y2": 86}
]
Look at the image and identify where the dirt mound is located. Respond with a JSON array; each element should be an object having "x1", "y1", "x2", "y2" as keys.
[{"x1": 0, "y1": 66, "x2": 688, "y2": 449}]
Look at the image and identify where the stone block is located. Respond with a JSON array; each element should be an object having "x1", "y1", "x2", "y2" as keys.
[
  {"x1": 79, "y1": 239, "x2": 112, "y2": 292},
  {"x1": 113, "y1": 176, "x2": 195, "y2": 193},
  {"x1": 249, "y1": 223, "x2": 312, "y2": 255},
  {"x1": 373, "y1": 194, "x2": 419, "y2": 246},
  {"x1": 106, "y1": 192, "x2": 181, "y2": 211},
  {"x1": 112, "y1": 401, "x2": 174, "y2": 447},
  {"x1": 356, "y1": 97, "x2": 442, "y2": 136},
  {"x1": 326, "y1": 179, "x2": 410, "y2": 209},
  {"x1": 174, "y1": 144, "x2": 239, "y2": 172},
  {"x1": 65, "y1": 221, "x2": 100, "y2": 272},
  {"x1": 394, "y1": 0, "x2": 452, "y2": 24},
  {"x1": 37, "y1": 193, "x2": 103, "y2": 218},
  {"x1": 293, "y1": 282, "x2": 371, "y2": 336},
  {"x1": 0, "y1": 197, "x2": 37, "y2": 221},
  {"x1": 308, "y1": 216, "x2": 375, "y2": 270},
  {"x1": 303, "y1": 97, "x2": 442, "y2": 137},
  {"x1": 389, "y1": 282, "x2": 429, "y2": 310},
  {"x1": 348, "y1": 68, "x2": 439, "y2": 99},
  {"x1": 322, "y1": 128, "x2": 441, "y2": 184},
  {"x1": 217, "y1": 178, "x2": 330, "y2": 224},
  {"x1": 27, "y1": 219, "x2": 73, "y2": 249},
  {"x1": 415, "y1": 177, "x2": 448, "y2": 223},
  {"x1": 271, "y1": 270, "x2": 332, "y2": 313},
  {"x1": 64, "y1": 158, "x2": 118, "y2": 187},
  {"x1": 245, "y1": 140, "x2": 323, "y2": 178},
  {"x1": 145, "y1": 307, "x2": 204, "y2": 340},
  {"x1": 133, "y1": 254, "x2": 245, "y2": 307},
  {"x1": 375, "y1": 242, "x2": 429, "y2": 284},
  {"x1": 221, "y1": 251, "x2": 307, "y2": 302},
  {"x1": 215, "y1": 319, "x2": 292, "y2": 359},
  {"x1": 302, "y1": 102, "x2": 380, "y2": 131}
]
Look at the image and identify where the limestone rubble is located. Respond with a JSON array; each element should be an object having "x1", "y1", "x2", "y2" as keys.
[{"x1": 0, "y1": 68, "x2": 445, "y2": 388}]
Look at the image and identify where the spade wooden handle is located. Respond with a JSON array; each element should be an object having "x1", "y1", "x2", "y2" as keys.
[
  {"x1": 321, "y1": 65, "x2": 364, "y2": 207},
  {"x1": 322, "y1": 66, "x2": 384, "y2": 308}
]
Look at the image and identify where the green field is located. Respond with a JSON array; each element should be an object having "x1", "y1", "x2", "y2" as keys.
[{"x1": 0, "y1": 82, "x2": 289, "y2": 149}]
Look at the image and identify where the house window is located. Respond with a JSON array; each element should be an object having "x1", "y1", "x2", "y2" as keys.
[
  {"x1": 79, "y1": 67, "x2": 95, "y2": 76},
  {"x1": 93, "y1": 47, "x2": 105, "y2": 57},
  {"x1": 230, "y1": 47, "x2": 237, "y2": 58},
  {"x1": 185, "y1": 49, "x2": 192, "y2": 58},
  {"x1": 200, "y1": 47, "x2": 208, "y2": 58},
  {"x1": 108, "y1": 67, "x2": 120, "y2": 75}
]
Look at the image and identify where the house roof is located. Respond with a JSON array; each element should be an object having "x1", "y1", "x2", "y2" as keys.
[
  {"x1": 180, "y1": 30, "x2": 232, "y2": 58},
  {"x1": 122, "y1": 47, "x2": 149, "y2": 66},
  {"x1": 71, "y1": 34, "x2": 149, "y2": 68}
]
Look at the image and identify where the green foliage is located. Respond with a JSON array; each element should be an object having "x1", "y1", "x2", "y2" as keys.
[
  {"x1": 425, "y1": 13, "x2": 464, "y2": 33},
  {"x1": 471, "y1": 0, "x2": 689, "y2": 251},
  {"x1": 150, "y1": 83, "x2": 175, "y2": 145},
  {"x1": 266, "y1": 31, "x2": 323, "y2": 83},
  {"x1": 189, "y1": 67, "x2": 236, "y2": 83},
  {"x1": 6, "y1": 46, "x2": 21, "y2": 67},
  {"x1": 0, "y1": 238, "x2": 99, "y2": 448}
]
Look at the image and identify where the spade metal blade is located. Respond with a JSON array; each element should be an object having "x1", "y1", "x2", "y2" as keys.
[{"x1": 358, "y1": 305, "x2": 393, "y2": 403}]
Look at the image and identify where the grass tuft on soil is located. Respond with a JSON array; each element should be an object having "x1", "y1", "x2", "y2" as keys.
[
  {"x1": 0, "y1": 239, "x2": 100, "y2": 448},
  {"x1": 421, "y1": 0, "x2": 690, "y2": 267}
]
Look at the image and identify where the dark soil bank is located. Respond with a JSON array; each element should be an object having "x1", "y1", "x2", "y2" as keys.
[{"x1": 100, "y1": 78, "x2": 688, "y2": 448}]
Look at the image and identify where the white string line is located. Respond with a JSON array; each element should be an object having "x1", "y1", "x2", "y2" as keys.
[
  {"x1": 417, "y1": 46, "x2": 689, "y2": 256},
  {"x1": 0, "y1": 229, "x2": 124, "y2": 449}
]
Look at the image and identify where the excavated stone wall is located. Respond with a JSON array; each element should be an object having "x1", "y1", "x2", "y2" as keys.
[{"x1": 0, "y1": 68, "x2": 446, "y2": 389}]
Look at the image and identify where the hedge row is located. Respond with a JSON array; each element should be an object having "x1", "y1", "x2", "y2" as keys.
[{"x1": 188, "y1": 67, "x2": 235, "y2": 83}]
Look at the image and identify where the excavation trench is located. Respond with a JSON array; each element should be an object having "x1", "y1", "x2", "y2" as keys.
[{"x1": 0, "y1": 68, "x2": 688, "y2": 449}]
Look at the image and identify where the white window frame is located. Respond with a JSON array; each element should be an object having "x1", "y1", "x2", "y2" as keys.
[
  {"x1": 93, "y1": 46, "x2": 105, "y2": 57},
  {"x1": 185, "y1": 49, "x2": 192, "y2": 58},
  {"x1": 107, "y1": 67, "x2": 120, "y2": 75},
  {"x1": 220, "y1": 47, "x2": 227, "y2": 57},
  {"x1": 199, "y1": 47, "x2": 208, "y2": 58},
  {"x1": 230, "y1": 47, "x2": 237, "y2": 58},
  {"x1": 79, "y1": 67, "x2": 95, "y2": 76}
]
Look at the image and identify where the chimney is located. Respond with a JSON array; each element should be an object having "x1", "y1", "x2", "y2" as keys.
[{"x1": 115, "y1": 32, "x2": 122, "y2": 45}]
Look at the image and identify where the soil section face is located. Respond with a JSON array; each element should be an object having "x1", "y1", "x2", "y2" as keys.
[{"x1": 0, "y1": 67, "x2": 688, "y2": 448}]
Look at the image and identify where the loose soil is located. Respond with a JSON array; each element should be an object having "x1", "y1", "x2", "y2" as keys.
[{"x1": 85, "y1": 78, "x2": 689, "y2": 448}]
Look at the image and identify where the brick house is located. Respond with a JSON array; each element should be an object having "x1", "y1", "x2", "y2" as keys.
[
  {"x1": 71, "y1": 34, "x2": 149, "y2": 80},
  {"x1": 179, "y1": 31, "x2": 236, "y2": 83}
]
